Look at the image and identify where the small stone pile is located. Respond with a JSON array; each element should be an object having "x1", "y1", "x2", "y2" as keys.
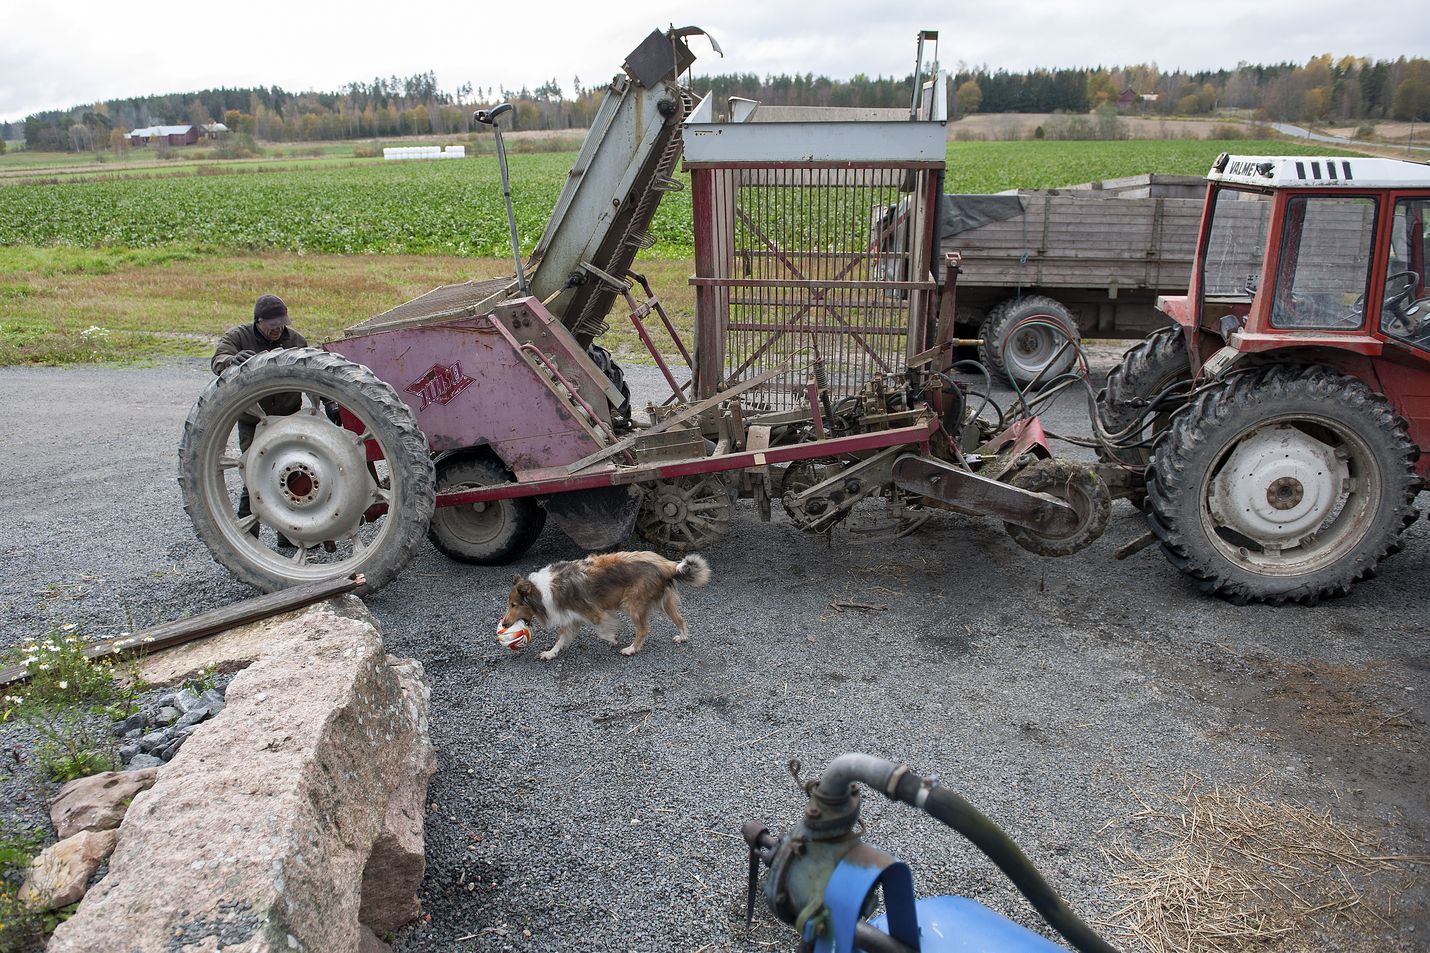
[{"x1": 113, "y1": 682, "x2": 228, "y2": 770}]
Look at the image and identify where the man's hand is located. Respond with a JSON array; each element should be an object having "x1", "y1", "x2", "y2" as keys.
[{"x1": 229, "y1": 349, "x2": 256, "y2": 368}]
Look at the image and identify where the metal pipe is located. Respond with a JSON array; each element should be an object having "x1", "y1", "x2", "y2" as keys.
[
  {"x1": 475, "y1": 103, "x2": 529, "y2": 295},
  {"x1": 814, "y1": 752, "x2": 904, "y2": 802}
]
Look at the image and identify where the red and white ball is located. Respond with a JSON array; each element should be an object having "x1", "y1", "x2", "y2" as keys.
[{"x1": 497, "y1": 620, "x2": 531, "y2": 651}]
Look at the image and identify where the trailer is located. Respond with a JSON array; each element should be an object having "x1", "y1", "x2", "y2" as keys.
[
  {"x1": 178, "y1": 28, "x2": 1116, "y2": 595},
  {"x1": 939, "y1": 173, "x2": 1205, "y2": 384}
]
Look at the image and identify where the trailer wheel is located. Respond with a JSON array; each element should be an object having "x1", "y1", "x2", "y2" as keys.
[
  {"x1": 428, "y1": 452, "x2": 545, "y2": 564},
  {"x1": 587, "y1": 343, "x2": 632, "y2": 428},
  {"x1": 1096, "y1": 327, "x2": 1191, "y2": 470},
  {"x1": 1003, "y1": 459, "x2": 1111, "y2": 557},
  {"x1": 979, "y1": 296, "x2": 1080, "y2": 387},
  {"x1": 1146, "y1": 365, "x2": 1421, "y2": 604},
  {"x1": 178, "y1": 348, "x2": 435, "y2": 594}
]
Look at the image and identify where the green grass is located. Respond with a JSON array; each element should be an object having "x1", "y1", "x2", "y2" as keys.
[{"x1": 944, "y1": 139, "x2": 1358, "y2": 193}]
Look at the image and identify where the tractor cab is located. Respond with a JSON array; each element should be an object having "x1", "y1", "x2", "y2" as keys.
[{"x1": 1159, "y1": 154, "x2": 1430, "y2": 372}]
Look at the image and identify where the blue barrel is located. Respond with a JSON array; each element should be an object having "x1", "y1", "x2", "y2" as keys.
[{"x1": 868, "y1": 895, "x2": 1070, "y2": 952}]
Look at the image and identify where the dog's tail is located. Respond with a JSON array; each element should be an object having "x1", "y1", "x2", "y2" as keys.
[{"x1": 673, "y1": 554, "x2": 711, "y2": 587}]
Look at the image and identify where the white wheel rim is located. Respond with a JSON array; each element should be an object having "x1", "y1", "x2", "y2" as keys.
[{"x1": 1198, "y1": 415, "x2": 1379, "y2": 576}]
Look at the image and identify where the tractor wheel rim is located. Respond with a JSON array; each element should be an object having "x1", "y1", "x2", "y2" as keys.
[
  {"x1": 1200, "y1": 415, "x2": 1376, "y2": 575},
  {"x1": 246, "y1": 412, "x2": 371, "y2": 544},
  {"x1": 1007, "y1": 326, "x2": 1066, "y2": 378}
]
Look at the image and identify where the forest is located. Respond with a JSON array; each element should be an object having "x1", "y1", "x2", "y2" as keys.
[{"x1": 8, "y1": 53, "x2": 1429, "y2": 151}]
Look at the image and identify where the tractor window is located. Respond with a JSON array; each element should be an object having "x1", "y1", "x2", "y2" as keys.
[
  {"x1": 1269, "y1": 195, "x2": 1377, "y2": 330},
  {"x1": 1380, "y1": 198, "x2": 1430, "y2": 350},
  {"x1": 1202, "y1": 187, "x2": 1273, "y2": 299}
]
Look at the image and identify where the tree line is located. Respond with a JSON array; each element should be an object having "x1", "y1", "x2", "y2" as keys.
[
  {"x1": 954, "y1": 55, "x2": 1430, "y2": 123},
  {"x1": 8, "y1": 54, "x2": 1428, "y2": 152}
]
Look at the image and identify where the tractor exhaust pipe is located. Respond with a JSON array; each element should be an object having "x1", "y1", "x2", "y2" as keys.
[{"x1": 474, "y1": 103, "x2": 529, "y2": 296}]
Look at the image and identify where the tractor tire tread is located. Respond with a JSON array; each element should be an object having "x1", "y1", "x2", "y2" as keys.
[{"x1": 1146, "y1": 364, "x2": 1420, "y2": 605}]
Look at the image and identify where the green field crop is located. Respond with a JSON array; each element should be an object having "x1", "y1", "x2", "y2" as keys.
[{"x1": 0, "y1": 140, "x2": 1357, "y2": 259}]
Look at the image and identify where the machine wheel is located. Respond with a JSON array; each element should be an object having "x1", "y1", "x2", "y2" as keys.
[
  {"x1": 979, "y1": 296, "x2": 1080, "y2": 387},
  {"x1": 428, "y1": 452, "x2": 545, "y2": 564},
  {"x1": 636, "y1": 475, "x2": 732, "y2": 552},
  {"x1": 779, "y1": 459, "x2": 841, "y2": 530},
  {"x1": 1003, "y1": 459, "x2": 1111, "y2": 557},
  {"x1": 587, "y1": 343, "x2": 632, "y2": 428},
  {"x1": 178, "y1": 348, "x2": 435, "y2": 594},
  {"x1": 1146, "y1": 365, "x2": 1421, "y2": 605},
  {"x1": 1096, "y1": 327, "x2": 1192, "y2": 469}
]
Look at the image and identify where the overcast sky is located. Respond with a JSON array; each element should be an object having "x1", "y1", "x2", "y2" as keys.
[{"x1": 3, "y1": 1, "x2": 1427, "y2": 123}]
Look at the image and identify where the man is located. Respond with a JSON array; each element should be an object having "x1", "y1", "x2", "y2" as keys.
[
  {"x1": 212, "y1": 293, "x2": 309, "y2": 376},
  {"x1": 211, "y1": 294, "x2": 311, "y2": 549}
]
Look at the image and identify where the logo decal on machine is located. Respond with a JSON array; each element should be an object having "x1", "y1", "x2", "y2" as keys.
[{"x1": 405, "y1": 362, "x2": 475, "y2": 410}]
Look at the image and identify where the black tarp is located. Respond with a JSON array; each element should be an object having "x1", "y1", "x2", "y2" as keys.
[{"x1": 939, "y1": 194, "x2": 1026, "y2": 239}]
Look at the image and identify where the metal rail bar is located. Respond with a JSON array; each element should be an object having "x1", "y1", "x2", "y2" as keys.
[
  {"x1": 690, "y1": 278, "x2": 937, "y2": 290},
  {"x1": 438, "y1": 417, "x2": 941, "y2": 506},
  {"x1": 0, "y1": 575, "x2": 365, "y2": 688},
  {"x1": 557, "y1": 360, "x2": 799, "y2": 476}
]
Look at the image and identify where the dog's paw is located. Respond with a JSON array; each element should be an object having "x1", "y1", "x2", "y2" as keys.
[
  {"x1": 538, "y1": 649, "x2": 560, "y2": 661},
  {"x1": 619, "y1": 644, "x2": 640, "y2": 656},
  {"x1": 672, "y1": 633, "x2": 689, "y2": 643}
]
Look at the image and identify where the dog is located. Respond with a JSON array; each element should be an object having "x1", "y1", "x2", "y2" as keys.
[{"x1": 501, "y1": 551, "x2": 711, "y2": 660}]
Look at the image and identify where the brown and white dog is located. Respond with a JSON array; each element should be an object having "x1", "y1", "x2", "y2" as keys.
[{"x1": 501, "y1": 551, "x2": 711, "y2": 660}]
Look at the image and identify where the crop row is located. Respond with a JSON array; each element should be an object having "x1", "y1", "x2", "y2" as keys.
[{"x1": 0, "y1": 141, "x2": 1344, "y2": 258}]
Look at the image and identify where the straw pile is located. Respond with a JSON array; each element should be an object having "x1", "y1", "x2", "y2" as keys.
[{"x1": 1101, "y1": 775, "x2": 1425, "y2": 953}]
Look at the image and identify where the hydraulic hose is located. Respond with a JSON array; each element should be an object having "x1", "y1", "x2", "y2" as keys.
[
  {"x1": 897, "y1": 777, "x2": 1118, "y2": 953},
  {"x1": 814, "y1": 755, "x2": 1118, "y2": 953}
]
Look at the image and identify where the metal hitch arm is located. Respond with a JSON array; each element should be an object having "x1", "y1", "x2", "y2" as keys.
[{"x1": 892, "y1": 455, "x2": 1080, "y2": 534}]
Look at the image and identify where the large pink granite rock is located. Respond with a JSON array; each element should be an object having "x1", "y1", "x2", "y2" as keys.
[
  {"x1": 47, "y1": 596, "x2": 434, "y2": 953},
  {"x1": 359, "y1": 656, "x2": 436, "y2": 935}
]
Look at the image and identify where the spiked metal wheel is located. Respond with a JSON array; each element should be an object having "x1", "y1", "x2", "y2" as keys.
[{"x1": 636, "y1": 475, "x2": 732, "y2": 552}]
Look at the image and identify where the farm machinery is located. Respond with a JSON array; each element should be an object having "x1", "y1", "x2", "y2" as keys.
[
  {"x1": 1097, "y1": 154, "x2": 1430, "y2": 603},
  {"x1": 178, "y1": 26, "x2": 1116, "y2": 594}
]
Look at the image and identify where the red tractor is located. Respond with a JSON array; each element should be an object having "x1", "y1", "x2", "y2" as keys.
[{"x1": 1098, "y1": 154, "x2": 1430, "y2": 603}]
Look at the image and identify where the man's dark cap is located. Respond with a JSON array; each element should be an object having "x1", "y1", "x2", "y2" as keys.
[{"x1": 253, "y1": 294, "x2": 289, "y2": 323}]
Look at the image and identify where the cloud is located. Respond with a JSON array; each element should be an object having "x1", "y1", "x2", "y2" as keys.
[{"x1": 3, "y1": 0, "x2": 1427, "y2": 123}]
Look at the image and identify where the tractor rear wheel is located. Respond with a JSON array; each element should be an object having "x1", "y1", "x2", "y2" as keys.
[
  {"x1": 979, "y1": 295, "x2": 1080, "y2": 387},
  {"x1": 178, "y1": 348, "x2": 435, "y2": 594},
  {"x1": 428, "y1": 453, "x2": 545, "y2": 564},
  {"x1": 1146, "y1": 365, "x2": 1420, "y2": 604}
]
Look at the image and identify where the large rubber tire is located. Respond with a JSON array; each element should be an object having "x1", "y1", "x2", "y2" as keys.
[
  {"x1": 1146, "y1": 365, "x2": 1421, "y2": 605},
  {"x1": 979, "y1": 295, "x2": 1080, "y2": 387},
  {"x1": 1096, "y1": 327, "x2": 1192, "y2": 469},
  {"x1": 178, "y1": 348, "x2": 435, "y2": 594},
  {"x1": 586, "y1": 343, "x2": 632, "y2": 428},
  {"x1": 428, "y1": 452, "x2": 545, "y2": 564},
  {"x1": 1003, "y1": 459, "x2": 1112, "y2": 557}
]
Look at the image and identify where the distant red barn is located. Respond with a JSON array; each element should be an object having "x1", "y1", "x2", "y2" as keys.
[{"x1": 127, "y1": 123, "x2": 226, "y2": 146}]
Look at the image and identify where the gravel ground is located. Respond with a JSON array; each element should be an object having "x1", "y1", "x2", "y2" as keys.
[{"x1": 0, "y1": 354, "x2": 1426, "y2": 952}]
